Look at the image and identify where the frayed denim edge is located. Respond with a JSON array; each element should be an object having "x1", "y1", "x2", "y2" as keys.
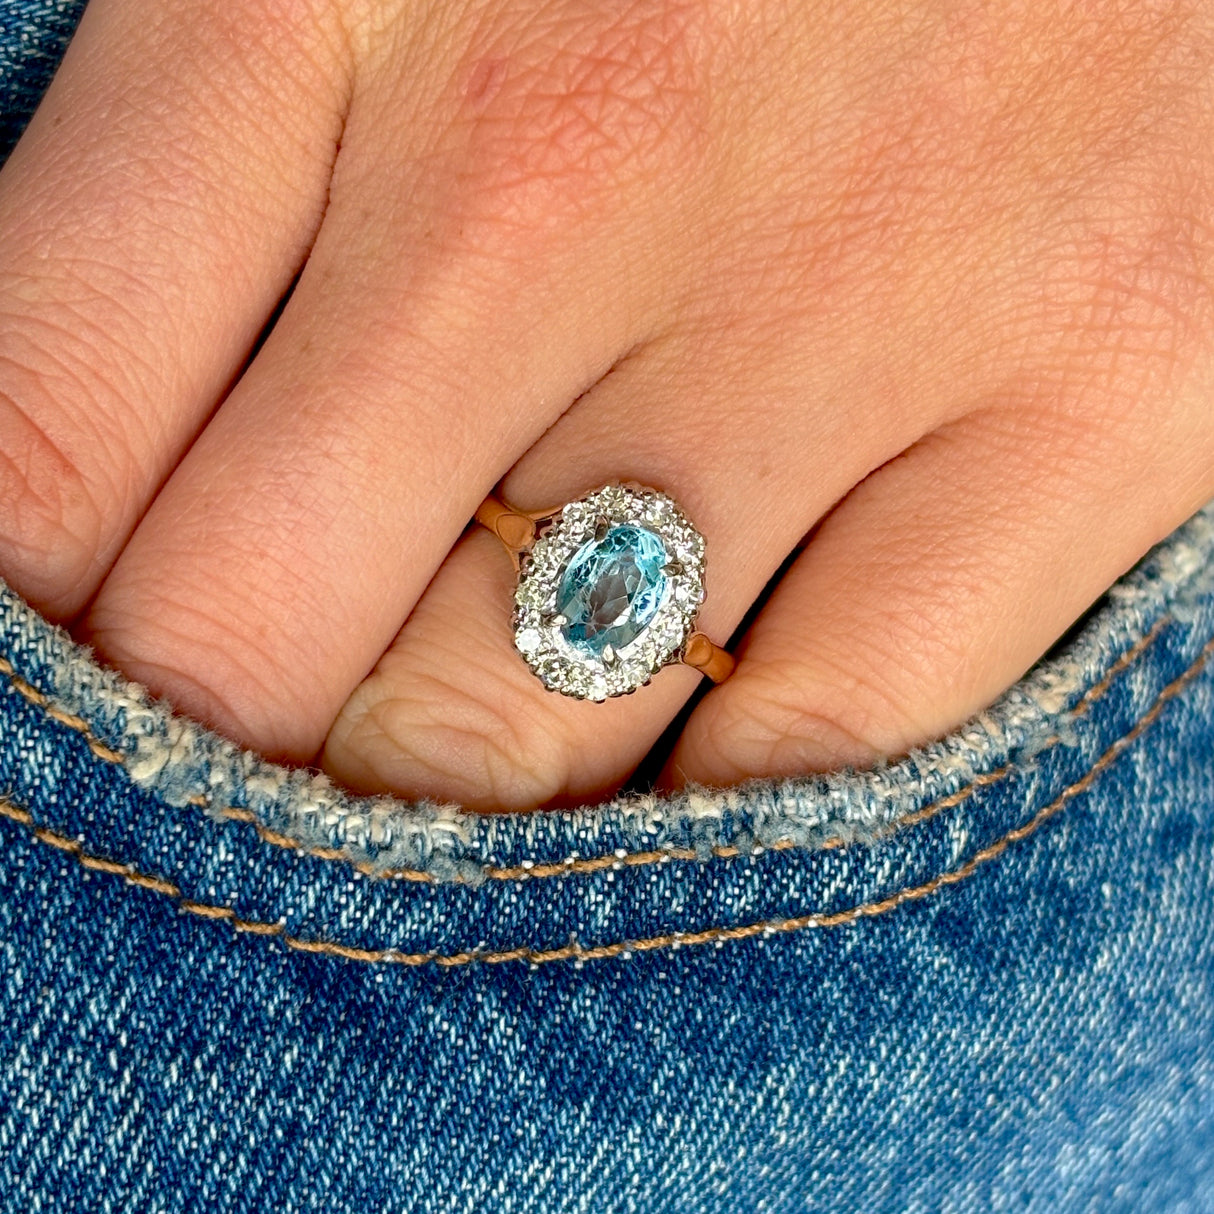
[{"x1": 0, "y1": 504, "x2": 1211, "y2": 879}]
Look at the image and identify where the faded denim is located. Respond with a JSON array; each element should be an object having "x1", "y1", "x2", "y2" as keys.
[{"x1": 2, "y1": 5, "x2": 1214, "y2": 1211}]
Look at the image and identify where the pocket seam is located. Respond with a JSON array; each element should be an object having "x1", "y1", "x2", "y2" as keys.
[
  {"x1": 0, "y1": 615, "x2": 1170, "y2": 882},
  {"x1": 4, "y1": 630, "x2": 1208, "y2": 967}
]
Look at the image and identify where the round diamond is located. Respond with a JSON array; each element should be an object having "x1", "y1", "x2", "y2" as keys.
[{"x1": 515, "y1": 627, "x2": 542, "y2": 655}]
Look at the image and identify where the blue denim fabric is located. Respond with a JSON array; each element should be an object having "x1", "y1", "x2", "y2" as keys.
[
  {"x1": 2, "y1": 6, "x2": 1214, "y2": 1211},
  {"x1": 6, "y1": 515, "x2": 1214, "y2": 1214},
  {"x1": 0, "y1": 0, "x2": 85, "y2": 161}
]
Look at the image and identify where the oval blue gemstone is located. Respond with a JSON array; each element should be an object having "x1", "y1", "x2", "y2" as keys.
[{"x1": 555, "y1": 525, "x2": 669, "y2": 656}]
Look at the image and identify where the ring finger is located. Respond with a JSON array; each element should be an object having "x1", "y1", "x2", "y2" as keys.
[{"x1": 320, "y1": 328, "x2": 943, "y2": 810}]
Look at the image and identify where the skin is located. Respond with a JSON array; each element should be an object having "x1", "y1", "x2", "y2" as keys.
[{"x1": 0, "y1": 0, "x2": 1212, "y2": 810}]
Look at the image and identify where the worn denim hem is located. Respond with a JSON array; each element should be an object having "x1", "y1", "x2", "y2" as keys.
[
  {"x1": 0, "y1": 548, "x2": 1211, "y2": 963},
  {"x1": 0, "y1": 503, "x2": 1210, "y2": 887}
]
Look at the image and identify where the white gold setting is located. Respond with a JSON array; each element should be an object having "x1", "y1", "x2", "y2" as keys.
[{"x1": 512, "y1": 485, "x2": 707, "y2": 700}]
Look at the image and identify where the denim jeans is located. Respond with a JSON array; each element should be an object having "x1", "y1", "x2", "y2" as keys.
[{"x1": 3, "y1": 4, "x2": 1214, "y2": 1210}]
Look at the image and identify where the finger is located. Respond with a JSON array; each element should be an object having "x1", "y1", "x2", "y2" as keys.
[
  {"x1": 664, "y1": 386, "x2": 1214, "y2": 788},
  {"x1": 80, "y1": 0, "x2": 744, "y2": 762},
  {"x1": 323, "y1": 523, "x2": 701, "y2": 811},
  {"x1": 319, "y1": 330, "x2": 940, "y2": 811},
  {"x1": 0, "y1": 0, "x2": 352, "y2": 615}
]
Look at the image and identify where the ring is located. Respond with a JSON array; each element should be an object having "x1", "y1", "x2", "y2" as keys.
[{"x1": 475, "y1": 483, "x2": 735, "y2": 701}]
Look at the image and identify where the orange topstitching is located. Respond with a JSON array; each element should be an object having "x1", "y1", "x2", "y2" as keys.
[
  {"x1": 0, "y1": 615, "x2": 1168, "y2": 884},
  {"x1": 0, "y1": 630, "x2": 1208, "y2": 966}
]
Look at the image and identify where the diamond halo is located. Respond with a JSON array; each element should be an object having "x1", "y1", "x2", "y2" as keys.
[{"x1": 512, "y1": 485, "x2": 707, "y2": 700}]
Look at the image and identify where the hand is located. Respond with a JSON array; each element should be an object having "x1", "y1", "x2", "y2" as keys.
[{"x1": 1, "y1": 0, "x2": 1212, "y2": 809}]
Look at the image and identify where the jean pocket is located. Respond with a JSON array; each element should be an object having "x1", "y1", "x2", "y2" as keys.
[
  {"x1": 0, "y1": 505, "x2": 1210, "y2": 967},
  {"x1": 2, "y1": 508, "x2": 1213, "y2": 1214}
]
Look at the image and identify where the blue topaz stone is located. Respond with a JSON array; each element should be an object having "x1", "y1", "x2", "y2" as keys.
[
  {"x1": 556, "y1": 525, "x2": 669, "y2": 656},
  {"x1": 512, "y1": 485, "x2": 707, "y2": 700}
]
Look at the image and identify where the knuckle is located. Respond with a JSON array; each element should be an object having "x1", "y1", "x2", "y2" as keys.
[
  {"x1": 0, "y1": 282, "x2": 162, "y2": 614},
  {"x1": 1034, "y1": 32, "x2": 1214, "y2": 350},
  {"x1": 450, "y1": 0, "x2": 716, "y2": 227},
  {"x1": 712, "y1": 658, "x2": 899, "y2": 777},
  {"x1": 1017, "y1": 9, "x2": 1214, "y2": 386},
  {"x1": 327, "y1": 662, "x2": 576, "y2": 810},
  {"x1": 158, "y1": 0, "x2": 352, "y2": 87},
  {"x1": 758, "y1": 0, "x2": 1214, "y2": 347},
  {"x1": 88, "y1": 589, "x2": 301, "y2": 755},
  {"x1": 0, "y1": 374, "x2": 105, "y2": 615},
  {"x1": 713, "y1": 592, "x2": 987, "y2": 778},
  {"x1": 1018, "y1": 179, "x2": 1214, "y2": 437}
]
